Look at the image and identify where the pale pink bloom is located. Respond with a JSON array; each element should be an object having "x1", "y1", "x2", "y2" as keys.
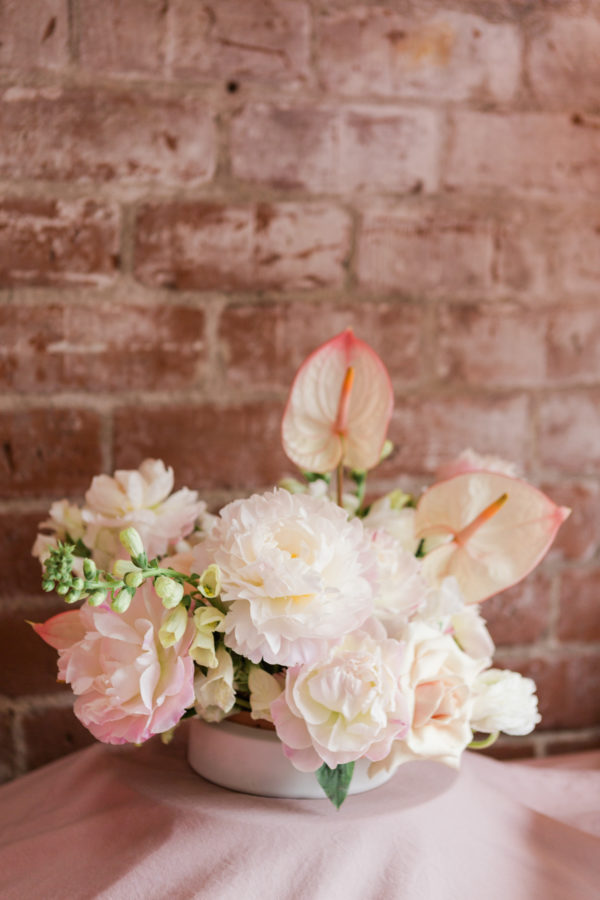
[
  {"x1": 281, "y1": 329, "x2": 393, "y2": 473},
  {"x1": 435, "y1": 448, "x2": 521, "y2": 482},
  {"x1": 417, "y1": 577, "x2": 495, "y2": 662},
  {"x1": 32, "y1": 500, "x2": 86, "y2": 573},
  {"x1": 370, "y1": 530, "x2": 428, "y2": 623},
  {"x1": 31, "y1": 582, "x2": 195, "y2": 744},
  {"x1": 83, "y1": 459, "x2": 205, "y2": 563},
  {"x1": 471, "y1": 669, "x2": 541, "y2": 736},
  {"x1": 272, "y1": 630, "x2": 409, "y2": 772},
  {"x1": 195, "y1": 489, "x2": 376, "y2": 666},
  {"x1": 372, "y1": 621, "x2": 485, "y2": 774},
  {"x1": 415, "y1": 471, "x2": 570, "y2": 604},
  {"x1": 363, "y1": 496, "x2": 419, "y2": 554}
]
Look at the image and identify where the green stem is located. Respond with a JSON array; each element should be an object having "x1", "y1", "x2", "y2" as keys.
[
  {"x1": 468, "y1": 731, "x2": 500, "y2": 750},
  {"x1": 336, "y1": 461, "x2": 344, "y2": 508}
]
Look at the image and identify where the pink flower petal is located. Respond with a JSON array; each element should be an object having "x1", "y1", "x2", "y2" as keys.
[{"x1": 30, "y1": 610, "x2": 86, "y2": 651}]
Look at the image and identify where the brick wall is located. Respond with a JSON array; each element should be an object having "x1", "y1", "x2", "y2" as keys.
[{"x1": 1, "y1": 0, "x2": 599, "y2": 781}]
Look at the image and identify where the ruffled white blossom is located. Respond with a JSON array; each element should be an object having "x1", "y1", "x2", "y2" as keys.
[
  {"x1": 194, "y1": 646, "x2": 236, "y2": 723},
  {"x1": 471, "y1": 668, "x2": 541, "y2": 736}
]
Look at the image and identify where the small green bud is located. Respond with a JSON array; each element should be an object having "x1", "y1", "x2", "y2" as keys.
[
  {"x1": 87, "y1": 589, "x2": 108, "y2": 607},
  {"x1": 380, "y1": 440, "x2": 394, "y2": 462},
  {"x1": 199, "y1": 564, "x2": 221, "y2": 600},
  {"x1": 66, "y1": 590, "x2": 81, "y2": 604},
  {"x1": 72, "y1": 577, "x2": 85, "y2": 592},
  {"x1": 125, "y1": 570, "x2": 144, "y2": 589},
  {"x1": 111, "y1": 590, "x2": 132, "y2": 614},
  {"x1": 56, "y1": 583, "x2": 70, "y2": 596},
  {"x1": 83, "y1": 558, "x2": 97, "y2": 579},
  {"x1": 42, "y1": 580, "x2": 55, "y2": 592},
  {"x1": 113, "y1": 558, "x2": 140, "y2": 579},
  {"x1": 119, "y1": 527, "x2": 145, "y2": 559},
  {"x1": 154, "y1": 575, "x2": 184, "y2": 609}
]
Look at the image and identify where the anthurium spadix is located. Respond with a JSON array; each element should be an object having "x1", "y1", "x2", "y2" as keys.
[
  {"x1": 281, "y1": 330, "x2": 393, "y2": 474},
  {"x1": 415, "y1": 471, "x2": 570, "y2": 605}
]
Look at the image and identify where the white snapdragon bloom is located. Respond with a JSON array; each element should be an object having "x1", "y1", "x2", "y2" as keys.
[
  {"x1": 194, "y1": 647, "x2": 236, "y2": 723},
  {"x1": 197, "y1": 489, "x2": 377, "y2": 667},
  {"x1": 471, "y1": 669, "x2": 541, "y2": 736},
  {"x1": 248, "y1": 666, "x2": 284, "y2": 723},
  {"x1": 83, "y1": 459, "x2": 205, "y2": 565},
  {"x1": 32, "y1": 500, "x2": 86, "y2": 562},
  {"x1": 272, "y1": 630, "x2": 409, "y2": 772}
]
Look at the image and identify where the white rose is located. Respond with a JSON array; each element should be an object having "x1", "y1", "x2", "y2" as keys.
[
  {"x1": 193, "y1": 647, "x2": 236, "y2": 723},
  {"x1": 471, "y1": 668, "x2": 541, "y2": 736},
  {"x1": 271, "y1": 631, "x2": 409, "y2": 772}
]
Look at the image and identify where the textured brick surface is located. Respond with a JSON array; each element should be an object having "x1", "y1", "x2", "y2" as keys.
[
  {"x1": 543, "y1": 480, "x2": 600, "y2": 562},
  {"x1": 447, "y1": 112, "x2": 600, "y2": 194},
  {"x1": 557, "y1": 568, "x2": 600, "y2": 642},
  {"x1": 114, "y1": 402, "x2": 289, "y2": 490},
  {"x1": 357, "y1": 205, "x2": 493, "y2": 295},
  {"x1": 0, "y1": 511, "x2": 49, "y2": 597},
  {"x1": 0, "y1": 302, "x2": 206, "y2": 392},
  {"x1": 0, "y1": 199, "x2": 119, "y2": 288},
  {"x1": 231, "y1": 103, "x2": 439, "y2": 194},
  {"x1": 134, "y1": 203, "x2": 351, "y2": 291},
  {"x1": 0, "y1": 89, "x2": 216, "y2": 184},
  {"x1": 0, "y1": 710, "x2": 14, "y2": 781},
  {"x1": 0, "y1": 601, "x2": 71, "y2": 697},
  {"x1": 0, "y1": 0, "x2": 69, "y2": 70},
  {"x1": 528, "y1": 17, "x2": 600, "y2": 110},
  {"x1": 78, "y1": 0, "x2": 167, "y2": 75},
  {"x1": 0, "y1": 409, "x2": 102, "y2": 499},
  {"x1": 317, "y1": 7, "x2": 521, "y2": 102},
  {"x1": 484, "y1": 572, "x2": 552, "y2": 647},
  {"x1": 219, "y1": 301, "x2": 423, "y2": 388},
  {"x1": 22, "y1": 704, "x2": 95, "y2": 771},
  {"x1": 538, "y1": 392, "x2": 600, "y2": 474},
  {"x1": 169, "y1": 0, "x2": 311, "y2": 84}
]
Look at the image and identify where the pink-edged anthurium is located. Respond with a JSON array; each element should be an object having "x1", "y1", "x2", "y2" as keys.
[
  {"x1": 414, "y1": 471, "x2": 570, "y2": 604},
  {"x1": 281, "y1": 329, "x2": 393, "y2": 474}
]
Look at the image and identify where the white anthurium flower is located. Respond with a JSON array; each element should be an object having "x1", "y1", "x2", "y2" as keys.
[
  {"x1": 248, "y1": 666, "x2": 284, "y2": 723},
  {"x1": 416, "y1": 472, "x2": 570, "y2": 604},
  {"x1": 471, "y1": 669, "x2": 541, "y2": 736},
  {"x1": 194, "y1": 647, "x2": 236, "y2": 723},
  {"x1": 281, "y1": 329, "x2": 393, "y2": 474}
]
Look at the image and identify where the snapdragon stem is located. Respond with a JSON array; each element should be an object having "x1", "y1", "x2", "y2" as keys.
[{"x1": 468, "y1": 732, "x2": 500, "y2": 750}]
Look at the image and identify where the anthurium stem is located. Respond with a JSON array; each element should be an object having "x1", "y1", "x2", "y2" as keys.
[{"x1": 336, "y1": 461, "x2": 344, "y2": 508}]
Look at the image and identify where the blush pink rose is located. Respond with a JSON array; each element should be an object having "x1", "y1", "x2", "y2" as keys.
[{"x1": 32, "y1": 583, "x2": 195, "y2": 744}]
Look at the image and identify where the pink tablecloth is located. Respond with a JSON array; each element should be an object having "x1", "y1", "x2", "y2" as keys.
[{"x1": 0, "y1": 729, "x2": 598, "y2": 900}]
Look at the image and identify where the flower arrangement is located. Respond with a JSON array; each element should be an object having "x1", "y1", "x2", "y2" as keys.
[{"x1": 32, "y1": 331, "x2": 569, "y2": 807}]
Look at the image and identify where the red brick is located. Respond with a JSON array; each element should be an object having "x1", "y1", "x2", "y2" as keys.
[
  {"x1": 559, "y1": 219, "x2": 600, "y2": 294},
  {"x1": 357, "y1": 205, "x2": 494, "y2": 295},
  {"x1": 0, "y1": 302, "x2": 206, "y2": 392},
  {"x1": 0, "y1": 600, "x2": 71, "y2": 697},
  {"x1": 317, "y1": 7, "x2": 521, "y2": 103},
  {"x1": 0, "y1": 408, "x2": 102, "y2": 499},
  {"x1": 0, "y1": 0, "x2": 68, "y2": 70},
  {"x1": 380, "y1": 393, "x2": 530, "y2": 477},
  {"x1": 528, "y1": 17, "x2": 600, "y2": 110},
  {"x1": 542, "y1": 480, "x2": 600, "y2": 562},
  {"x1": 134, "y1": 202, "x2": 351, "y2": 291},
  {"x1": 494, "y1": 653, "x2": 600, "y2": 730},
  {"x1": 0, "y1": 710, "x2": 15, "y2": 780},
  {"x1": 0, "y1": 88, "x2": 216, "y2": 184},
  {"x1": 557, "y1": 568, "x2": 600, "y2": 642},
  {"x1": 169, "y1": 0, "x2": 311, "y2": 85},
  {"x1": 546, "y1": 307, "x2": 600, "y2": 385},
  {"x1": 446, "y1": 112, "x2": 600, "y2": 194},
  {"x1": 546, "y1": 733, "x2": 600, "y2": 756},
  {"x1": 436, "y1": 303, "x2": 546, "y2": 387},
  {"x1": 231, "y1": 103, "x2": 439, "y2": 194},
  {"x1": 492, "y1": 205, "x2": 558, "y2": 297},
  {"x1": 481, "y1": 740, "x2": 536, "y2": 761},
  {"x1": 22, "y1": 704, "x2": 95, "y2": 771},
  {"x1": 483, "y1": 571, "x2": 552, "y2": 647},
  {"x1": 0, "y1": 511, "x2": 50, "y2": 597},
  {"x1": 0, "y1": 199, "x2": 119, "y2": 288},
  {"x1": 219, "y1": 301, "x2": 423, "y2": 389},
  {"x1": 538, "y1": 392, "x2": 600, "y2": 474},
  {"x1": 79, "y1": 0, "x2": 166, "y2": 75},
  {"x1": 114, "y1": 401, "x2": 289, "y2": 491}
]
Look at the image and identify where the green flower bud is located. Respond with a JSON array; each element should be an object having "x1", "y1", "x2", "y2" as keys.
[
  {"x1": 119, "y1": 527, "x2": 145, "y2": 559},
  {"x1": 87, "y1": 589, "x2": 108, "y2": 607},
  {"x1": 56, "y1": 583, "x2": 70, "y2": 596},
  {"x1": 42, "y1": 580, "x2": 55, "y2": 592},
  {"x1": 72, "y1": 577, "x2": 85, "y2": 592},
  {"x1": 154, "y1": 575, "x2": 184, "y2": 609},
  {"x1": 113, "y1": 559, "x2": 140, "y2": 579},
  {"x1": 66, "y1": 590, "x2": 81, "y2": 604},
  {"x1": 124, "y1": 570, "x2": 144, "y2": 589},
  {"x1": 199, "y1": 564, "x2": 221, "y2": 600},
  {"x1": 83, "y1": 558, "x2": 97, "y2": 579},
  {"x1": 111, "y1": 589, "x2": 132, "y2": 614}
]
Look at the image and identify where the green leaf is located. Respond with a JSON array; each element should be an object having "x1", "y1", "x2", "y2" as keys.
[
  {"x1": 70, "y1": 537, "x2": 92, "y2": 559},
  {"x1": 316, "y1": 761, "x2": 355, "y2": 809},
  {"x1": 302, "y1": 471, "x2": 331, "y2": 484}
]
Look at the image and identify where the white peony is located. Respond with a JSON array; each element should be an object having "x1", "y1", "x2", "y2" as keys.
[
  {"x1": 271, "y1": 630, "x2": 409, "y2": 771},
  {"x1": 418, "y1": 576, "x2": 495, "y2": 662},
  {"x1": 363, "y1": 493, "x2": 419, "y2": 554},
  {"x1": 471, "y1": 668, "x2": 541, "y2": 736},
  {"x1": 370, "y1": 530, "x2": 428, "y2": 623},
  {"x1": 196, "y1": 489, "x2": 377, "y2": 666},
  {"x1": 83, "y1": 459, "x2": 205, "y2": 564}
]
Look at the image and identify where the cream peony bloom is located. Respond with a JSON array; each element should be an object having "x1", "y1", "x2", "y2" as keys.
[
  {"x1": 363, "y1": 494, "x2": 419, "y2": 555},
  {"x1": 196, "y1": 489, "x2": 377, "y2": 666},
  {"x1": 471, "y1": 668, "x2": 541, "y2": 736},
  {"x1": 193, "y1": 647, "x2": 236, "y2": 723},
  {"x1": 272, "y1": 630, "x2": 409, "y2": 772},
  {"x1": 370, "y1": 530, "x2": 428, "y2": 623},
  {"x1": 83, "y1": 459, "x2": 205, "y2": 565}
]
